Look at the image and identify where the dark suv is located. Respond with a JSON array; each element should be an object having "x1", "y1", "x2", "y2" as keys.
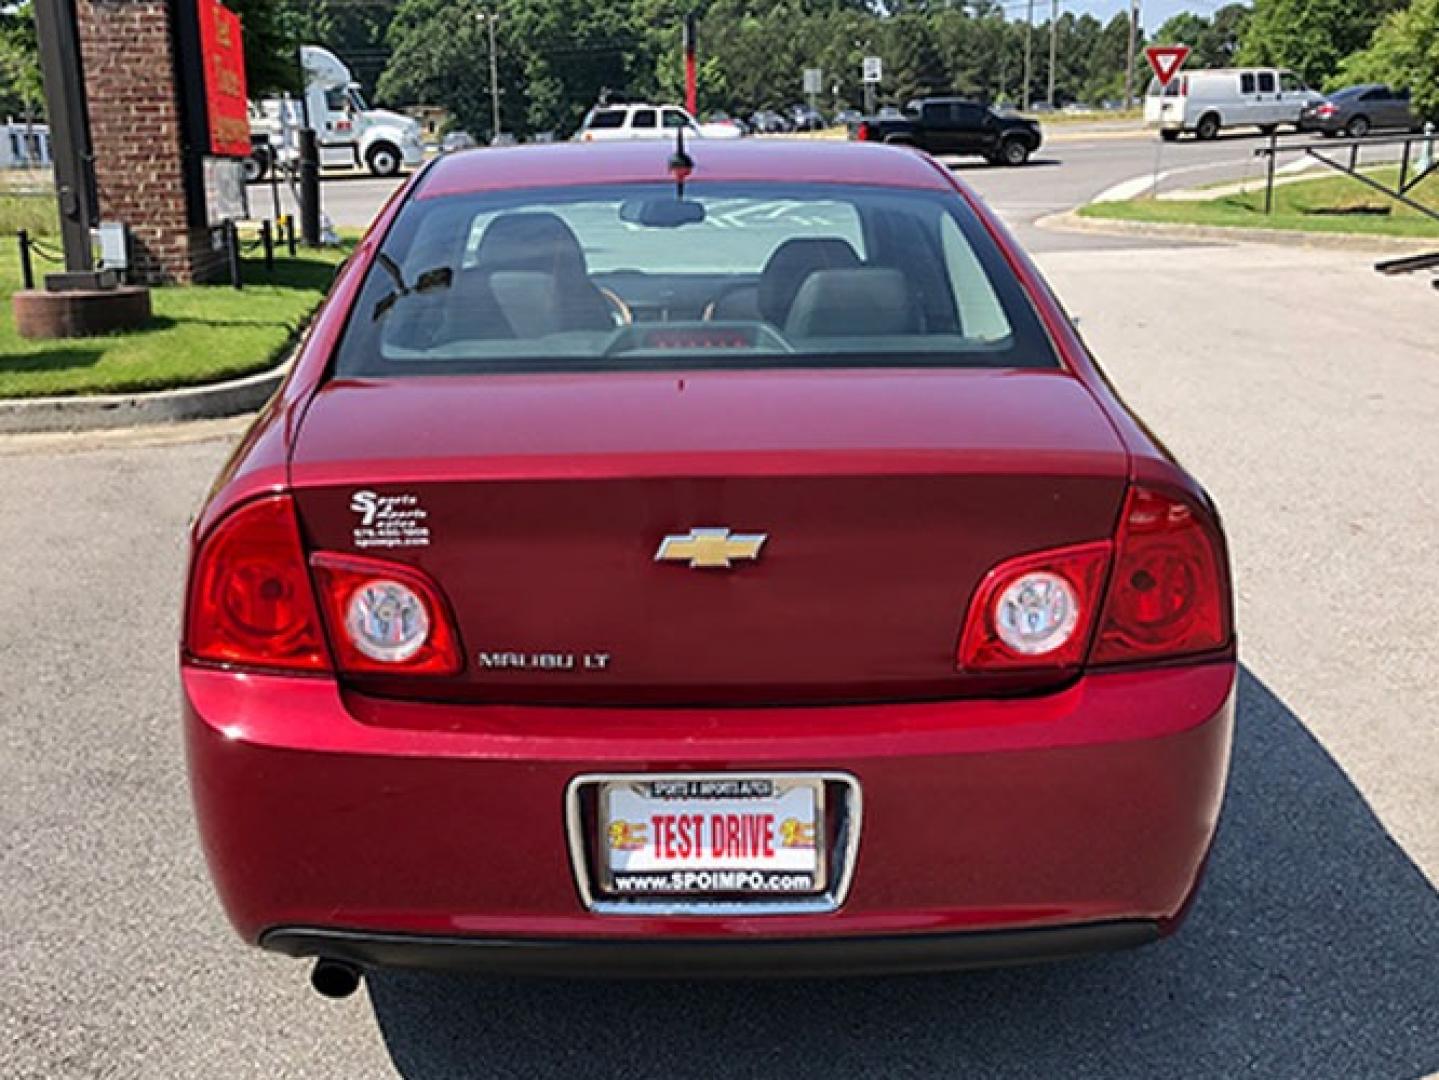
[{"x1": 851, "y1": 98, "x2": 1042, "y2": 166}]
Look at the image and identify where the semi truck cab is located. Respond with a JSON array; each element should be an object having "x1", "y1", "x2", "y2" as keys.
[{"x1": 248, "y1": 45, "x2": 423, "y2": 181}]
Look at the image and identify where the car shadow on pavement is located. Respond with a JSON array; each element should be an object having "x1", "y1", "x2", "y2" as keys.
[{"x1": 367, "y1": 667, "x2": 1439, "y2": 1080}]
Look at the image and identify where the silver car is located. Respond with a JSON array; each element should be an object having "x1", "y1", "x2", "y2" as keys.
[{"x1": 1299, "y1": 85, "x2": 1419, "y2": 138}]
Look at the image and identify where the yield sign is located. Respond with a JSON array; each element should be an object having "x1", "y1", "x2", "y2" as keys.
[{"x1": 1144, "y1": 45, "x2": 1191, "y2": 87}]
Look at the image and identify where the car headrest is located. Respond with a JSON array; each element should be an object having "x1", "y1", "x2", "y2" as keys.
[
  {"x1": 434, "y1": 268, "x2": 516, "y2": 344},
  {"x1": 758, "y1": 238, "x2": 861, "y2": 326},
  {"x1": 784, "y1": 268, "x2": 918, "y2": 338},
  {"x1": 486, "y1": 271, "x2": 562, "y2": 339},
  {"x1": 473, "y1": 212, "x2": 589, "y2": 279}
]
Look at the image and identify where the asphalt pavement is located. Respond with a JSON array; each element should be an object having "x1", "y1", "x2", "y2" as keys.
[
  {"x1": 273, "y1": 125, "x2": 1358, "y2": 255},
  {"x1": 4, "y1": 131, "x2": 1437, "y2": 1079}
]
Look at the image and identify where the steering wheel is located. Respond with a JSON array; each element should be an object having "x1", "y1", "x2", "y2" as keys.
[
  {"x1": 598, "y1": 286, "x2": 634, "y2": 326},
  {"x1": 701, "y1": 283, "x2": 758, "y2": 322}
]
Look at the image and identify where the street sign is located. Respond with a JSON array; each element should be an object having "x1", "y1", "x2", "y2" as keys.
[
  {"x1": 1144, "y1": 45, "x2": 1191, "y2": 88},
  {"x1": 862, "y1": 56, "x2": 882, "y2": 84},
  {"x1": 203, "y1": 157, "x2": 249, "y2": 227},
  {"x1": 803, "y1": 68, "x2": 823, "y2": 95}
]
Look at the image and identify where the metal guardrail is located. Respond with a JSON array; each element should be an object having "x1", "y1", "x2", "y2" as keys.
[
  {"x1": 1255, "y1": 127, "x2": 1438, "y2": 286},
  {"x1": 1254, "y1": 129, "x2": 1438, "y2": 220},
  {"x1": 1374, "y1": 251, "x2": 1439, "y2": 276}
]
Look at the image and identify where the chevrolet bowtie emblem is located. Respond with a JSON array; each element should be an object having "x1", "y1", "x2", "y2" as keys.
[{"x1": 655, "y1": 527, "x2": 767, "y2": 569}]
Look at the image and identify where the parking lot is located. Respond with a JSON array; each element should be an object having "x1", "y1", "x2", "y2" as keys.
[
  {"x1": 2, "y1": 131, "x2": 1437, "y2": 1079},
  {"x1": 274, "y1": 126, "x2": 1413, "y2": 254}
]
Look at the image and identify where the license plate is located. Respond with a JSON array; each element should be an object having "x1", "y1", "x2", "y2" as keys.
[{"x1": 598, "y1": 775, "x2": 826, "y2": 897}]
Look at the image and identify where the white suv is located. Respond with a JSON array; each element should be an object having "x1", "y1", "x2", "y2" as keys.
[{"x1": 575, "y1": 103, "x2": 742, "y2": 142}]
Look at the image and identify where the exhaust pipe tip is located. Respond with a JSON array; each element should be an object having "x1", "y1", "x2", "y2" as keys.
[{"x1": 310, "y1": 958, "x2": 363, "y2": 999}]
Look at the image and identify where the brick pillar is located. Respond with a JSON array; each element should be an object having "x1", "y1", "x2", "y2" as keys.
[{"x1": 74, "y1": 0, "x2": 224, "y2": 285}]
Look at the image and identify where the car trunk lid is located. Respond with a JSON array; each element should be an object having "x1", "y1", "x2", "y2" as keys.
[{"x1": 290, "y1": 369, "x2": 1129, "y2": 705}]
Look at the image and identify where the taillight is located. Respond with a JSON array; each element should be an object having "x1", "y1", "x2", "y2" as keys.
[
  {"x1": 310, "y1": 553, "x2": 463, "y2": 675},
  {"x1": 1316, "y1": 103, "x2": 1337, "y2": 118},
  {"x1": 1091, "y1": 486, "x2": 1230, "y2": 664},
  {"x1": 855, "y1": 121, "x2": 871, "y2": 142},
  {"x1": 959, "y1": 541, "x2": 1112, "y2": 670},
  {"x1": 958, "y1": 485, "x2": 1230, "y2": 673},
  {"x1": 185, "y1": 495, "x2": 329, "y2": 672}
]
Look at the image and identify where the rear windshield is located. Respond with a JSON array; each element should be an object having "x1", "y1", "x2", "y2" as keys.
[{"x1": 333, "y1": 181, "x2": 1060, "y2": 377}]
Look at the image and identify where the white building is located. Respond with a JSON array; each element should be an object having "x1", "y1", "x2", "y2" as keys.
[{"x1": 2, "y1": 121, "x2": 52, "y2": 169}]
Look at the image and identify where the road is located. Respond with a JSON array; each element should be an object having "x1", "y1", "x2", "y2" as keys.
[
  {"x1": 275, "y1": 126, "x2": 1384, "y2": 256},
  {"x1": 4, "y1": 132, "x2": 1437, "y2": 1079}
]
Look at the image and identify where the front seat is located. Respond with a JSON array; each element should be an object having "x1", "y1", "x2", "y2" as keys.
[
  {"x1": 706, "y1": 237, "x2": 861, "y2": 324},
  {"x1": 784, "y1": 267, "x2": 918, "y2": 339},
  {"x1": 469, "y1": 212, "x2": 617, "y2": 333},
  {"x1": 757, "y1": 238, "x2": 862, "y2": 327}
]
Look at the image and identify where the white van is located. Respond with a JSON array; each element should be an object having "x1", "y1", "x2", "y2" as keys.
[{"x1": 1144, "y1": 68, "x2": 1323, "y2": 140}]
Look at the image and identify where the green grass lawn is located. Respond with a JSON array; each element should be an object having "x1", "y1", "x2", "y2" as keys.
[
  {"x1": 0, "y1": 232, "x2": 350, "y2": 399},
  {"x1": 1079, "y1": 165, "x2": 1439, "y2": 240},
  {"x1": 0, "y1": 193, "x2": 58, "y2": 237},
  {"x1": 1034, "y1": 107, "x2": 1143, "y2": 126}
]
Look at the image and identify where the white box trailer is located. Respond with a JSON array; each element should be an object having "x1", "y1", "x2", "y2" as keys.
[{"x1": 1145, "y1": 68, "x2": 1323, "y2": 141}]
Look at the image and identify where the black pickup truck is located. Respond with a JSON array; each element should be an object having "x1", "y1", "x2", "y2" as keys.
[{"x1": 851, "y1": 98, "x2": 1043, "y2": 166}]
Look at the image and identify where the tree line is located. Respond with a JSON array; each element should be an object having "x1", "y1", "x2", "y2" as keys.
[{"x1": 2, "y1": 1, "x2": 1436, "y2": 137}]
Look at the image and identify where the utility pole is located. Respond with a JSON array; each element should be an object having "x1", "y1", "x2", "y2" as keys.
[
  {"x1": 1047, "y1": 0, "x2": 1058, "y2": 107},
  {"x1": 479, "y1": 9, "x2": 500, "y2": 139},
  {"x1": 1124, "y1": 0, "x2": 1140, "y2": 109},
  {"x1": 1022, "y1": 0, "x2": 1034, "y2": 112}
]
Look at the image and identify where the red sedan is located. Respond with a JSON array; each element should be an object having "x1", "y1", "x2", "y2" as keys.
[{"x1": 182, "y1": 139, "x2": 1234, "y2": 996}]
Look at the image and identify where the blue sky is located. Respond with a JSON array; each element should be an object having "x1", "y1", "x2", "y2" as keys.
[{"x1": 1010, "y1": 0, "x2": 1249, "y2": 29}]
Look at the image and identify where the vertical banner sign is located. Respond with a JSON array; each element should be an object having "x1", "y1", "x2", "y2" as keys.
[
  {"x1": 683, "y1": 12, "x2": 698, "y2": 118},
  {"x1": 197, "y1": 0, "x2": 250, "y2": 158}
]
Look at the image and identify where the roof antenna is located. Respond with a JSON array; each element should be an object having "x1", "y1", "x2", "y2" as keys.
[{"x1": 668, "y1": 124, "x2": 693, "y2": 199}]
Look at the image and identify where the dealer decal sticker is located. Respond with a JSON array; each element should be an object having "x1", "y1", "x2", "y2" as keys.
[
  {"x1": 607, "y1": 820, "x2": 649, "y2": 851},
  {"x1": 349, "y1": 490, "x2": 430, "y2": 549}
]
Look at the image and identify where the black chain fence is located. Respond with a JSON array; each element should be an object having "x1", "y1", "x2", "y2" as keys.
[{"x1": 15, "y1": 215, "x2": 298, "y2": 291}]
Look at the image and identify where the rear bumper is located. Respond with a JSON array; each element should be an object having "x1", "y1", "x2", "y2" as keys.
[
  {"x1": 262, "y1": 920, "x2": 1159, "y2": 978},
  {"x1": 1147, "y1": 107, "x2": 1185, "y2": 131},
  {"x1": 184, "y1": 661, "x2": 1235, "y2": 963}
]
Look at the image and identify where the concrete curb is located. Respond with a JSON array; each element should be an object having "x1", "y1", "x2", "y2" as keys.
[
  {"x1": 1038, "y1": 209, "x2": 1438, "y2": 253},
  {"x1": 0, "y1": 361, "x2": 288, "y2": 435},
  {"x1": 1045, "y1": 126, "x2": 1149, "y2": 145}
]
